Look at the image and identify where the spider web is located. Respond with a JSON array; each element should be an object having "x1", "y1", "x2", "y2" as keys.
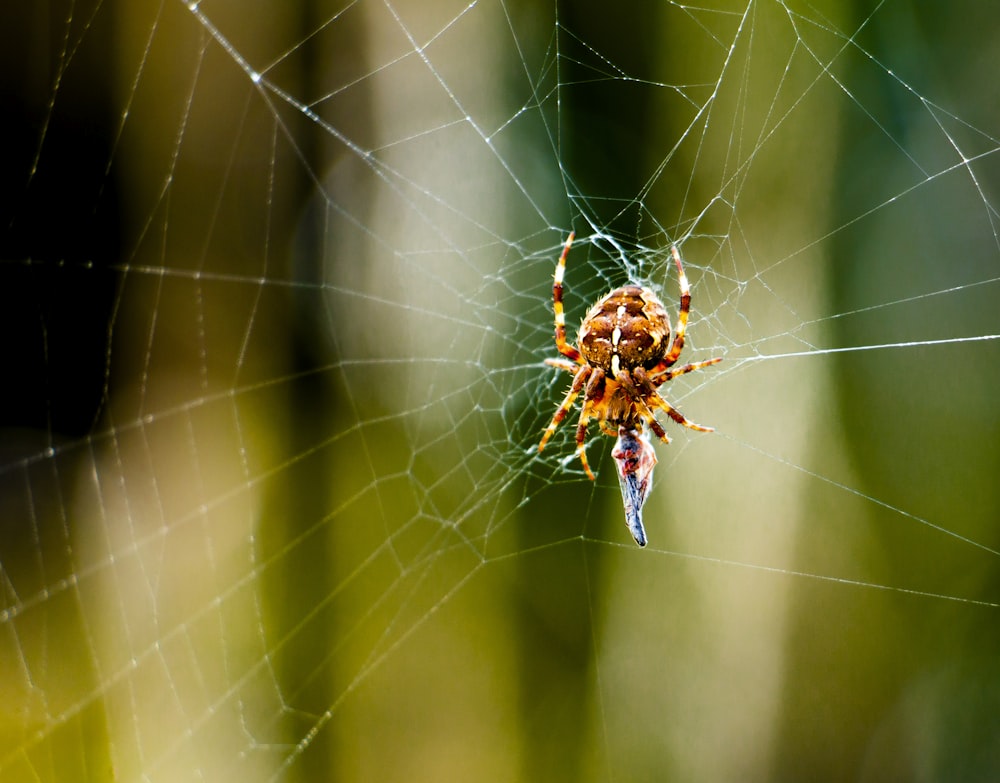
[{"x1": 2, "y1": 1, "x2": 1000, "y2": 780}]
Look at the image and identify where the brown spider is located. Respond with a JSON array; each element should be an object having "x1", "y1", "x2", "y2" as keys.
[{"x1": 538, "y1": 232, "x2": 721, "y2": 545}]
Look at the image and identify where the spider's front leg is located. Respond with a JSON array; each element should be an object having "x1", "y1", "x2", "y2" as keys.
[
  {"x1": 657, "y1": 245, "x2": 691, "y2": 370},
  {"x1": 544, "y1": 357, "x2": 581, "y2": 374},
  {"x1": 551, "y1": 231, "x2": 583, "y2": 364}
]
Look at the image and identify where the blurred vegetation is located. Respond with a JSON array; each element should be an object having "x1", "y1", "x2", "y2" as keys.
[{"x1": 1, "y1": 1, "x2": 999, "y2": 782}]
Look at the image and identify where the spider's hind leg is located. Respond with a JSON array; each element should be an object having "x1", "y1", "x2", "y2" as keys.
[
  {"x1": 571, "y1": 369, "x2": 606, "y2": 480},
  {"x1": 634, "y1": 367, "x2": 714, "y2": 433},
  {"x1": 650, "y1": 357, "x2": 722, "y2": 386},
  {"x1": 539, "y1": 364, "x2": 591, "y2": 453},
  {"x1": 614, "y1": 369, "x2": 671, "y2": 444}
]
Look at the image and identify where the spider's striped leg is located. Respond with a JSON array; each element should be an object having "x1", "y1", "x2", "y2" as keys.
[
  {"x1": 650, "y1": 356, "x2": 722, "y2": 386},
  {"x1": 539, "y1": 364, "x2": 591, "y2": 453},
  {"x1": 572, "y1": 370, "x2": 606, "y2": 481},
  {"x1": 552, "y1": 231, "x2": 583, "y2": 363},
  {"x1": 545, "y1": 357, "x2": 581, "y2": 373},
  {"x1": 653, "y1": 245, "x2": 691, "y2": 371},
  {"x1": 634, "y1": 367, "x2": 714, "y2": 433},
  {"x1": 614, "y1": 369, "x2": 671, "y2": 444}
]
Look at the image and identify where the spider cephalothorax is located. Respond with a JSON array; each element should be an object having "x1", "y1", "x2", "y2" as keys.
[{"x1": 538, "y1": 232, "x2": 720, "y2": 545}]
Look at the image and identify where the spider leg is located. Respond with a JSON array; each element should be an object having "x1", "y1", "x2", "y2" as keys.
[
  {"x1": 598, "y1": 420, "x2": 618, "y2": 438},
  {"x1": 654, "y1": 245, "x2": 692, "y2": 371},
  {"x1": 650, "y1": 357, "x2": 722, "y2": 386},
  {"x1": 545, "y1": 357, "x2": 581, "y2": 374},
  {"x1": 552, "y1": 232, "x2": 584, "y2": 364},
  {"x1": 646, "y1": 413, "x2": 669, "y2": 442},
  {"x1": 614, "y1": 369, "x2": 671, "y2": 444},
  {"x1": 539, "y1": 363, "x2": 591, "y2": 453},
  {"x1": 634, "y1": 366, "x2": 714, "y2": 432},
  {"x1": 572, "y1": 369, "x2": 606, "y2": 481}
]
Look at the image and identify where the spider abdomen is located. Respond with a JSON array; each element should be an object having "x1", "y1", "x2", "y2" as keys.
[{"x1": 578, "y1": 285, "x2": 672, "y2": 375}]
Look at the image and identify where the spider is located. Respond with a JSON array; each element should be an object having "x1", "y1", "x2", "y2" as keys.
[{"x1": 538, "y1": 232, "x2": 721, "y2": 545}]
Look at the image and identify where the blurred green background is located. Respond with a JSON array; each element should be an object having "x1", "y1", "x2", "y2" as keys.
[{"x1": 1, "y1": 1, "x2": 999, "y2": 781}]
